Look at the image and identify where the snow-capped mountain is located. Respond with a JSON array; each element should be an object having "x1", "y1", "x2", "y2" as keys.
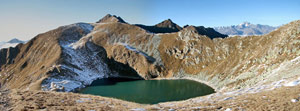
[
  {"x1": 0, "y1": 38, "x2": 25, "y2": 49},
  {"x1": 214, "y1": 22, "x2": 278, "y2": 36}
]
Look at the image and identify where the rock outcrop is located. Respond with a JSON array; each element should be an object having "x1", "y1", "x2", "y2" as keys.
[{"x1": 0, "y1": 45, "x2": 22, "y2": 68}]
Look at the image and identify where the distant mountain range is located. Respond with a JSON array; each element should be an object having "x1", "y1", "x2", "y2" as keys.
[
  {"x1": 214, "y1": 22, "x2": 278, "y2": 36},
  {"x1": 0, "y1": 38, "x2": 24, "y2": 49}
]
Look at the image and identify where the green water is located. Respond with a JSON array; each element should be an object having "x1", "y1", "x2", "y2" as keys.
[{"x1": 79, "y1": 78, "x2": 215, "y2": 104}]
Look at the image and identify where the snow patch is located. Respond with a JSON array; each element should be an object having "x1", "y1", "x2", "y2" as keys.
[
  {"x1": 191, "y1": 106, "x2": 215, "y2": 109},
  {"x1": 42, "y1": 23, "x2": 111, "y2": 92},
  {"x1": 284, "y1": 77, "x2": 300, "y2": 86},
  {"x1": 76, "y1": 98, "x2": 92, "y2": 103},
  {"x1": 43, "y1": 78, "x2": 82, "y2": 92},
  {"x1": 76, "y1": 100, "x2": 85, "y2": 103},
  {"x1": 120, "y1": 43, "x2": 148, "y2": 56},
  {"x1": 118, "y1": 43, "x2": 155, "y2": 62},
  {"x1": 130, "y1": 108, "x2": 146, "y2": 111},
  {"x1": 291, "y1": 99, "x2": 299, "y2": 103},
  {"x1": 223, "y1": 97, "x2": 233, "y2": 101},
  {"x1": 225, "y1": 108, "x2": 232, "y2": 111}
]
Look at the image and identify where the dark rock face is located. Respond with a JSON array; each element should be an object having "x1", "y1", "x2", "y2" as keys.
[
  {"x1": 135, "y1": 19, "x2": 182, "y2": 33},
  {"x1": 0, "y1": 44, "x2": 22, "y2": 69}
]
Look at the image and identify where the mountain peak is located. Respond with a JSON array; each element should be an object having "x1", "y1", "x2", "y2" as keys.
[
  {"x1": 96, "y1": 14, "x2": 126, "y2": 23},
  {"x1": 162, "y1": 19, "x2": 173, "y2": 23},
  {"x1": 155, "y1": 19, "x2": 182, "y2": 30},
  {"x1": 156, "y1": 19, "x2": 174, "y2": 26},
  {"x1": 7, "y1": 38, "x2": 23, "y2": 43}
]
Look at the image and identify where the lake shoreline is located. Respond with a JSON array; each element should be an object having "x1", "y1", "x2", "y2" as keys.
[{"x1": 154, "y1": 77, "x2": 218, "y2": 92}]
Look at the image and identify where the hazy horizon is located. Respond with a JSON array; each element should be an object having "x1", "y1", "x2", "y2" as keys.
[{"x1": 0, "y1": 0, "x2": 299, "y2": 41}]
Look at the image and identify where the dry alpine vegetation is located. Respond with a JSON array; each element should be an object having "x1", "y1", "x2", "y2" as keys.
[
  {"x1": 1, "y1": 14, "x2": 300, "y2": 110},
  {"x1": 1, "y1": 84, "x2": 300, "y2": 111}
]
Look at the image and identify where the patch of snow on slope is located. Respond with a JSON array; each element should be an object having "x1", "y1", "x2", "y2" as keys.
[
  {"x1": 118, "y1": 43, "x2": 155, "y2": 62},
  {"x1": 121, "y1": 43, "x2": 147, "y2": 56},
  {"x1": 42, "y1": 23, "x2": 111, "y2": 92},
  {"x1": 291, "y1": 56, "x2": 300, "y2": 63},
  {"x1": 285, "y1": 77, "x2": 300, "y2": 86}
]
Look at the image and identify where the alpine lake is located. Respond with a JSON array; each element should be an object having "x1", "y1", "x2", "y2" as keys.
[{"x1": 79, "y1": 78, "x2": 215, "y2": 104}]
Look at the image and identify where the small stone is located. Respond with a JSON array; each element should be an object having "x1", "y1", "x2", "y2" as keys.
[
  {"x1": 291, "y1": 99, "x2": 299, "y2": 103},
  {"x1": 224, "y1": 97, "x2": 233, "y2": 101},
  {"x1": 50, "y1": 88, "x2": 57, "y2": 91},
  {"x1": 225, "y1": 108, "x2": 232, "y2": 111},
  {"x1": 168, "y1": 109, "x2": 175, "y2": 111},
  {"x1": 130, "y1": 108, "x2": 146, "y2": 111},
  {"x1": 76, "y1": 100, "x2": 85, "y2": 103},
  {"x1": 50, "y1": 82, "x2": 55, "y2": 88}
]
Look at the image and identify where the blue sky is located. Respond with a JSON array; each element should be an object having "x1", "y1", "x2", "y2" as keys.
[
  {"x1": 151, "y1": 0, "x2": 300, "y2": 27},
  {"x1": 0, "y1": 0, "x2": 299, "y2": 41}
]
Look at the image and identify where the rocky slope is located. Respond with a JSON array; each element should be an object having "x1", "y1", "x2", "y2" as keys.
[
  {"x1": 0, "y1": 14, "x2": 300, "y2": 99},
  {"x1": 0, "y1": 21, "x2": 162, "y2": 92},
  {"x1": 214, "y1": 22, "x2": 278, "y2": 36}
]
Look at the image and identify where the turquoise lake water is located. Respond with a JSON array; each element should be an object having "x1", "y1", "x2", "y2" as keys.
[{"x1": 79, "y1": 78, "x2": 215, "y2": 104}]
